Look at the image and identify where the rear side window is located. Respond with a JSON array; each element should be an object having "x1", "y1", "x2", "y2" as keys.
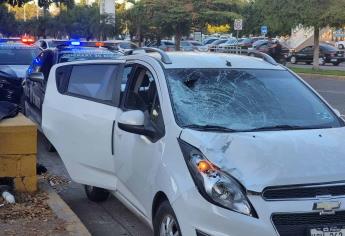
[{"x1": 66, "y1": 64, "x2": 120, "y2": 103}]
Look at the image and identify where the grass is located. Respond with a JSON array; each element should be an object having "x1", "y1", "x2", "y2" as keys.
[{"x1": 288, "y1": 67, "x2": 345, "y2": 77}]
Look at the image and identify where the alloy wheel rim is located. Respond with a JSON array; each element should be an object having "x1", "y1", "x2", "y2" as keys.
[
  {"x1": 319, "y1": 58, "x2": 324, "y2": 65},
  {"x1": 159, "y1": 215, "x2": 179, "y2": 236},
  {"x1": 291, "y1": 57, "x2": 296, "y2": 63}
]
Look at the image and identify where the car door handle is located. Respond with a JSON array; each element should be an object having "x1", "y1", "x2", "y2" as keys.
[{"x1": 111, "y1": 120, "x2": 115, "y2": 155}]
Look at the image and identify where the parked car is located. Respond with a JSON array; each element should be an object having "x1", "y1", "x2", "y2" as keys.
[
  {"x1": 209, "y1": 39, "x2": 230, "y2": 52},
  {"x1": 23, "y1": 42, "x2": 121, "y2": 125},
  {"x1": 290, "y1": 43, "x2": 345, "y2": 66},
  {"x1": 147, "y1": 40, "x2": 175, "y2": 51},
  {"x1": 202, "y1": 37, "x2": 219, "y2": 45},
  {"x1": 237, "y1": 38, "x2": 254, "y2": 48},
  {"x1": 248, "y1": 40, "x2": 290, "y2": 60},
  {"x1": 0, "y1": 40, "x2": 40, "y2": 106},
  {"x1": 335, "y1": 41, "x2": 345, "y2": 49},
  {"x1": 35, "y1": 39, "x2": 69, "y2": 50},
  {"x1": 180, "y1": 40, "x2": 208, "y2": 52},
  {"x1": 104, "y1": 40, "x2": 138, "y2": 53},
  {"x1": 39, "y1": 48, "x2": 345, "y2": 236}
]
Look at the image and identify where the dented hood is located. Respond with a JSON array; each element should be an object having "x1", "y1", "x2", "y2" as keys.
[{"x1": 180, "y1": 128, "x2": 345, "y2": 193}]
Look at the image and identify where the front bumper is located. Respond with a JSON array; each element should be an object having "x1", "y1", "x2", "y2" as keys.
[{"x1": 172, "y1": 187, "x2": 345, "y2": 236}]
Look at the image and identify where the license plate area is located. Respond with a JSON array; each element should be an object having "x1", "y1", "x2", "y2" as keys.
[{"x1": 310, "y1": 226, "x2": 345, "y2": 236}]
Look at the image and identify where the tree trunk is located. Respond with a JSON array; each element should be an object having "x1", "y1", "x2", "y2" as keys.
[
  {"x1": 175, "y1": 26, "x2": 181, "y2": 51},
  {"x1": 312, "y1": 27, "x2": 320, "y2": 70}
]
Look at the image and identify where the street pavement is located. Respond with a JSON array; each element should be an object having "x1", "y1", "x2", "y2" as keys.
[
  {"x1": 37, "y1": 75, "x2": 345, "y2": 236},
  {"x1": 38, "y1": 136, "x2": 153, "y2": 236},
  {"x1": 288, "y1": 62, "x2": 345, "y2": 71}
]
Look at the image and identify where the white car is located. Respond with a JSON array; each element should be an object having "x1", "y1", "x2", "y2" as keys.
[
  {"x1": 40, "y1": 49, "x2": 345, "y2": 236},
  {"x1": 335, "y1": 41, "x2": 345, "y2": 49}
]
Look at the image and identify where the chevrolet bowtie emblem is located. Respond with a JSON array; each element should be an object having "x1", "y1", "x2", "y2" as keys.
[{"x1": 313, "y1": 201, "x2": 341, "y2": 215}]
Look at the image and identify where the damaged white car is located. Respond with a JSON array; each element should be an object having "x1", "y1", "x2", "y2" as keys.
[{"x1": 41, "y1": 49, "x2": 345, "y2": 236}]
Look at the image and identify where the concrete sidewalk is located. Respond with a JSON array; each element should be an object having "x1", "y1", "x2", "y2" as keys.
[{"x1": 37, "y1": 133, "x2": 152, "y2": 236}]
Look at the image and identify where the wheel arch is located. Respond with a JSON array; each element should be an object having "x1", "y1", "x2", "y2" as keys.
[{"x1": 152, "y1": 191, "x2": 169, "y2": 221}]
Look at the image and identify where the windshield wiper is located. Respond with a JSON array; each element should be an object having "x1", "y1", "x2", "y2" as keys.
[
  {"x1": 244, "y1": 124, "x2": 331, "y2": 132},
  {"x1": 183, "y1": 124, "x2": 238, "y2": 132}
]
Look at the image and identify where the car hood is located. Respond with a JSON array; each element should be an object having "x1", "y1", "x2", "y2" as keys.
[
  {"x1": 0, "y1": 65, "x2": 29, "y2": 79},
  {"x1": 180, "y1": 128, "x2": 345, "y2": 192}
]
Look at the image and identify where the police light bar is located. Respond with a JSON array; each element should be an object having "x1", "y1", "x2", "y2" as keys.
[
  {"x1": 70, "y1": 41, "x2": 81, "y2": 46},
  {"x1": 21, "y1": 36, "x2": 35, "y2": 44}
]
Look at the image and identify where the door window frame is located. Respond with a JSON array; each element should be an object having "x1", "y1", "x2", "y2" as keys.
[{"x1": 120, "y1": 62, "x2": 166, "y2": 141}]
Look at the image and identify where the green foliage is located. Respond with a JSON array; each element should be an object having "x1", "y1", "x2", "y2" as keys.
[{"x1": 0, "y1": 4, "x2": 18, "y2": 36}]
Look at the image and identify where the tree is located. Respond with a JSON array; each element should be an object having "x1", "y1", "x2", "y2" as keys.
[
  {"x1": 151, "y1": 0, "x2": 192, "y2": 50},
  {"x1": 192, "y1": 0, "x2": 243, "y2": 35},
  {"x1": 0, "y1": 4, "x2": 18, "y2": 36},
  {"x1": 256, "y1": 0, "x2": 345, "y2": 69}
]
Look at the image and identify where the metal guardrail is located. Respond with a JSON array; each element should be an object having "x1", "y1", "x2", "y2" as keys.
[{"x1": 209, "y1": 45, "x2": 249, "y2": 55}]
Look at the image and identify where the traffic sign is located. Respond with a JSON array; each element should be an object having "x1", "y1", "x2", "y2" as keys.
[
  {"x1": 234, "y1": 19, "x2": 243, "y2": 31},
  {"x1": 261, "y1": 26, "x2": 268, "y2": 35}
]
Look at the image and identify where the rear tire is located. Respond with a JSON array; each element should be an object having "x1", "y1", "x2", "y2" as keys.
[
  {"x1": 154, "y1": 201, "x2": 182, "y2": 236},
  {"x1": 84, "y1": 185, "x2": 110, "y2": 202}
]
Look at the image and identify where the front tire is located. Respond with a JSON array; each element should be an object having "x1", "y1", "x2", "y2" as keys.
[
  {"x1": 290, "y1": 56, "x2": 297, "y2": 64},
  {"x1": 339, "y1": 44, "x2": 344, "y2": 50},
  {"x1": 319, "y1": 57, "x2": 326, "y2": 65},
  {"x1": 154, "y1": 201, "x2": 182, "y2": 236},
  {"x1": 84, "y1": 185, "x2": 110, "y2": 202}
]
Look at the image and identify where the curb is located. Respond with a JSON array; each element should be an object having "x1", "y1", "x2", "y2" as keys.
[
  {"x1": 39, "y1": 179, "x2": 91, "y2": 236},
  {"x1": 298, "y1": 73, "x2": 345, "y2": 80}
]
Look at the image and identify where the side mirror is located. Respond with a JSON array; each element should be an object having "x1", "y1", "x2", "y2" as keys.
[
  {"x1": 28, "y1": 72, "x2": 44, "y2": 83},
  {"x1": 118, "y1": 110, "x2": 156, "y2": 138}
]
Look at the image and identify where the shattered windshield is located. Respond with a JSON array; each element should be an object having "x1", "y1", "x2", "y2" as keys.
[{"x1": 166, "y1": 69, "x2": 343, "y2": 131}]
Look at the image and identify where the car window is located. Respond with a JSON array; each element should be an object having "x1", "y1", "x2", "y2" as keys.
[
  {"x1": 119, "y1": 42, "x2": 137, "y2": 49},
  {"x1": 191, "y1": 42, "x2": 202, "y2": 46},
  {"x1": 120, "y1": 65, "x2": 135, "y2": 101},
  {"x1": 163, "y1": 41, "x2": 175, "y2": 46},
  {"x1": 40, "y1": 41, "x2": 48, "y2": 49},
  {"x1": 124, "y1": 66, "x2": 165, "y2": 137},
  {"x1": 180, "y1": 42, "x2": 189, "y2": 47},
  {"x1": 67, "y1": 64, "x2": 119, "y2": 103},
  {"x1": 0, "y1": 47, "x2": 40, "y2": 65}
]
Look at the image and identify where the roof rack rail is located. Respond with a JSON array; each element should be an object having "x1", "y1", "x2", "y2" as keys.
[
  {"x1": 249, "y1": 51, "x2": 278, "y2": 66},
  {"x1": 125, "y1": 47, "x2": 172, "y2": 64}
]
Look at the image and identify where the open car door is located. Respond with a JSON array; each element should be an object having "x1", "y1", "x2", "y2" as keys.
[{"x1": 42, "y1": 60, "x2": 125, "y2": 190}]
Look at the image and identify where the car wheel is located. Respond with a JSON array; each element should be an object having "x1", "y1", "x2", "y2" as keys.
[
  {"x1": 339, "y1": 44, "x2": 344, "y2": 50},
  {"x1": 154, "y1": 201, "x2": 182, "y2": 236},
  {"x1": 249, "y1": 53, "x2": 255, "y2": 57},
  {"x1": 306, "y1": 62, "x2": 312, "y2": 65},
  {"x1": 319, "y1": 57, "x2": 325, "y2": 65},
  {"x1": 84, "y1": 185, "x2": 110, "y2": 202},
  {"x1": 333, "y1": 62, "x2": 340, "y2": 66},
  {"x1": 290, "y1": 56, "x2": 297, "y2": 64}
]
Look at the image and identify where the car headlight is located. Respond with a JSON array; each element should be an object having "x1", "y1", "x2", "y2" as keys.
[{"x1": 178, "y1": 139, "x2": 257, "y2": 217}]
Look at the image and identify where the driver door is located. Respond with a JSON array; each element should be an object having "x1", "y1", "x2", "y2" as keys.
[{"x1": 114, "y1": 63, "x2": 166, "y2": 216}]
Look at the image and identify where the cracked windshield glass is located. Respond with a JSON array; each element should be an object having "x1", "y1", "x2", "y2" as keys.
[{"x1": 166, "y1": 69, "x2": 342, "y2": 131}]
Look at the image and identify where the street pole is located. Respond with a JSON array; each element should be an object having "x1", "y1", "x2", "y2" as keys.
[{"x1": 24, "y1": 4, "x2": 26, "y2": 22}]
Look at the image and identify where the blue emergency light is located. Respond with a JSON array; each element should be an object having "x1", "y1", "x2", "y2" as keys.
[{"x1": 70, "y1": 41, "x2": 81, "y2": 46}]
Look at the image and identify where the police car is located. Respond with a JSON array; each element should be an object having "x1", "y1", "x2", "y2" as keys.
[
  {"x1": 38, "y1": 48, "x2": 345, "y2": 236},
  {"x1": 24, "y1": 41, "x2": 121, "y2": 125},
  {"x1": 0, "y1": 37, "x2": 40, "y2": 105}
]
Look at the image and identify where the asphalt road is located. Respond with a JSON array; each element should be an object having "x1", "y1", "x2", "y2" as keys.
[
  {"x1": 288, "y1": 62, "x2": 345, "y2": 71},
  {"x1": 38, "y1": 75, "x2": 345, "y2": 236}
]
